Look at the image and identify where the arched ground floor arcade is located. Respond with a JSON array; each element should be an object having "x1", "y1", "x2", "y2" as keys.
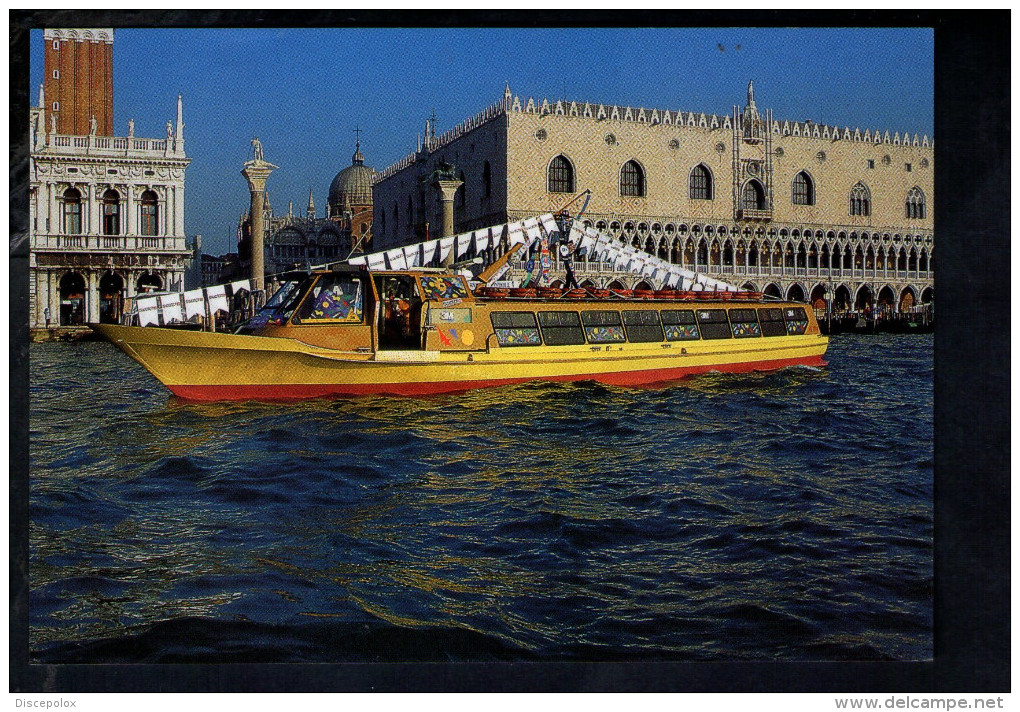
[{"x1": 29, "y1": 251, "x2": 189, "y2": 329}]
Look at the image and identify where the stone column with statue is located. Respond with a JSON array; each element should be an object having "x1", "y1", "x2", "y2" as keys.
[
  {"x1": 241, "y1": 137, "x2": 278, "y2": 291},
  {"x1": 430, "y1": 162, "x2": 463, "y2": 267}
]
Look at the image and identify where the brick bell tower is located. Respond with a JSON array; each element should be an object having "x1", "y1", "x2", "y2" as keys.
[{"x1": 42, "y1": 28, "x2": 114, "y2": 136}]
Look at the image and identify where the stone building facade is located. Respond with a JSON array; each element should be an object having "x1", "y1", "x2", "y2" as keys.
[
  {"x1": 374, "y1": 84, "x2": 933, "y2": 311},
  {"x1": 235, "y1": 141, "x2": 375, "y2": 283},
  {"x1": 28, "y1": 28, "x2": 191, "y2": 329}
]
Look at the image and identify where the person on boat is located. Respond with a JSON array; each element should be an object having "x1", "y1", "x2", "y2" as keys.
[{"x1": 559, "y1": 239, "x2": 579, "y2": 290}]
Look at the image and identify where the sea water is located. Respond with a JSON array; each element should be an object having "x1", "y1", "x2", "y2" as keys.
[{"x1": 27, "y1": 334, "x2": 932, "y2": 662}]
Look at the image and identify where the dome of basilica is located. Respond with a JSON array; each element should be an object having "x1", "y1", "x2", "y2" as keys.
[{"x1": 328, "y1": 142, "x2": 375, "y2": 215}]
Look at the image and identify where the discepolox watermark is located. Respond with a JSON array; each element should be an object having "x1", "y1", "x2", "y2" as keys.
[{"x1": 14, "y1": 701, "x2": 77, "y2": 708}]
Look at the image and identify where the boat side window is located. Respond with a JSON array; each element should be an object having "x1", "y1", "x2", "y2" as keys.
[
  {"x1": 784, "y1": 306, "x2": 809, "y2": 335},
  {"x1": 621, "y1": 310, "x2": 665, "y2": 343},
  {"x1": 580, "y1": 310, "x2": 626, "y2": 343},
  {"x1": 757, "y1": 308, "x2": 787, "y2": 337},
  {"x1": 696, "y1": 309, "x2": 732, "y2": 339},
  {"x1": 661, "y1": 310, "x2": 700, "y2": 341},
  {"x1": 537, "y1": 311, "x2": 585, "y2": 346},
  {"x1": 491, "y1": 311, "x2": 542, "y2": 346},
  {"x1": 419, "y1": 275, "x2": 470, "y2": 301},
  {"x1": 296, "y1": 274, "x2": 364, "y2": 323},
  {"x1": 728, "y1": 308, "x2": 762, "y2": 338}
]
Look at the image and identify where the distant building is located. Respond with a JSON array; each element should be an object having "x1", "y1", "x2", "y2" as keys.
[
  {"x1": 327, "y1": 139, "x2": 376, "y2": 252},
  {"x1": 199, "y1": 252, "x2": 237, "y2": 288},
  {"x1": 373, "y1": 84, "x2": 934, "y2": 311},
  {"x1": 29, "y1": 28, "x2": 191, "y2": 328},
  {"x1": 236, "y1": 141, "x2": 375, "y2": 280}
]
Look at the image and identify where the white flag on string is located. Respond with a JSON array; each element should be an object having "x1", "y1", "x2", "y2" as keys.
[
  {"x1": 455, "y1": 232, "x2": 474, "y2": 259},
  {"x1": 230, "y1": 279, "x2": 251, "y2": 296},
  {"x1": 403, "y1": 244, "x2": 420, "y2": 268},
  {"x1": 387, "y1": 248, "x2": 408, "y2": 270},
  {"x1": 642, "y1": 263, "x2": 658, "y2": 278},
  {"x1": 137, "y1": 297, "x2": 160, "y2": 326},
  {"x1": 183, "y1": 289, "x2": 206, "y2": 319},
  {"x1": 367, "y1": 252, "x2": 387, "y2": 271},
  {"x1": 206, "y1": 285, "x2": 229, "y2": 313},
  {"x1": 348, "y1": 255, "x2": 367, "y2": 266},
  {"x1": 473, "y1": 228, "x2": 490, "y2": 253},
  {"x1": 418, "y1": 239, "x2": 440, "y2": 265},
  {"x1": 507, "y1": 221, "x2": 525, "y2": 246},
  {"x1": 438, "y1": 236, "x2": 455, "y2": 263},
  {"x1": 525, "y1": 224, "x2": 542, "y2": 243},
  {"x1": 540, "y1": 213, "x2": 558, "y2": 235},
  {"x1": 159, "y1": 293, "x2": 184, "y2": 323},
  {"x1": 681, "y1": 276, "x2": 694, "y2": 290},
  {"x1": 664, "y1": 272, "x2": 681, "y2": 288}
]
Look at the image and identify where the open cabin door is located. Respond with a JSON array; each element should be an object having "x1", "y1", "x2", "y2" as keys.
[{"x1": 372, "y1": 274, "x2": 424, "y2": 350}]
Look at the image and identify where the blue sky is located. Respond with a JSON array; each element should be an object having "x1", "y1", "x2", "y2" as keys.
[{"x1": 30, "y1": 27, "x2": 934, "y2": 254}]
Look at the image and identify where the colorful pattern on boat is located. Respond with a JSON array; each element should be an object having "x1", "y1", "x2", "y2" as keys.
[
  {"x1": 731, "y1": 322, "x2": 763, "y2": 337},
  {"x1": 584, "y1": 325, "x2": 626, "y2": 343},
  {"x1": 310, "y1": 283, "x2": 362, "y2": 321},
  {"x1": 665, "y1": 324, "x2": 700, "y2": 340},
  {"x1": 786, "y1": 320, "x2": 809, "y2": 335},
  {"x1": 494, "y1": 327, "x2": 542, "y2": 346},
  {"x1": 420, "y1": 276, "x2": 469, "y2": 301}
]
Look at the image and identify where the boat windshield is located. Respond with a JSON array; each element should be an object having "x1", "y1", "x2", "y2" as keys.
[{"x1": 244, "y1": 277, "x2": 312, "y2": 328}]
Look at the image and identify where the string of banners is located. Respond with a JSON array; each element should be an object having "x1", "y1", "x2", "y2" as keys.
[
  {"x1": 343, "y1": 214, "x2": 562, "y2": 271},
  {"x1": 134, "y1": 279, "x2": 252, "y2": 327},
  {"x1": 342, "y1": 212, "x2": 739, "y2": 292}
]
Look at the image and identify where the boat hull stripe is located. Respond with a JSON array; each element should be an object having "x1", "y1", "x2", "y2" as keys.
[{"x1": 168, "y1": 353, "x2": 826, "y2": 401}]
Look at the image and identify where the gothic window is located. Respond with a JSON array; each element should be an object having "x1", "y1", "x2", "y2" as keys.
[
  {"x1": 741, "y1": 180, "x2": 766, "y2": 211},
  {"x1": 380, "y1": 208, "x2": 385, "y2": 236},
  {"x1": 102, "y1": 189, "x2": 120, "y2": 235},
  {"x1": 906, "y1": 186, "x2": 926, "y2": 219},
  {"x1": 482, "y1": 161, "x2": 492, "y2": 198},
  {"x1": 792, "y1": 171, "x2": 815, "y2": 205},
  {"x1": 140, "y1": 190, "x2": 159, "y2": 236},
  {"x1": 393, "y1": 203, "x2": 399, "y2": 235},
  {"x1": 457, "y1": 171, "x2": 466, "y2": 207},
  {"x1": 547, "y1": 155, "x2": 574, "y2": 194},
  {"x1": 849, "y1": 182, "x2": 871, "y2": 217},
  {"x1": 689, "y1": 164, "x2": 713, "y2": 200},
  {"x1": 62, "y1": 188, "x2": 82, "y2": 234},
  {"x1": 407, "y1": 195, "x2": 414, "y2": 235},
  {"x1": 620, "y1": 160, "x2": 645, "y2": 197}
]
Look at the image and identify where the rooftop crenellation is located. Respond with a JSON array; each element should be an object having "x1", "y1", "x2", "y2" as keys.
[{"x1": 377, "y1": 87, "x2": 932, "y2": 180}]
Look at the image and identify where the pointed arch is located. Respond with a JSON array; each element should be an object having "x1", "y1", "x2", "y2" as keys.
[
  {"x1": 850, "y1": 182, "x2": 871, "y2": 216},
  {"x1": 620, "y1": 159, "x2": 646, "y2": 197},
  {"x1": 689, "y1": 163, "x2": 713, "y2": 200},
  {"x1": 906, "y1": 186, "x2": 926, "y2": 219},
  {"x1": 741, "y1": 179, "x2": 766, "y2": 211},
  {"x1": 792, "y1": 170, "x2": 815, "y2": 205},
  {"x1": 547, "y1": 154, "x2": 575, "y2": 193},
  {"x1": 482, "y1": 161, "x2": 492, "y2": 199}
]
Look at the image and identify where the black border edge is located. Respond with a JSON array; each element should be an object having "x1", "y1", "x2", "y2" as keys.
[{"x1": 9, "y1": 9, "x2": 1010, "y2": 693}]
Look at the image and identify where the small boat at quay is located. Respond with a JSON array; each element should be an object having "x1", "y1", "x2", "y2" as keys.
[{"x1": 93, "y1": 263, "x2": 828, "y2": 401}]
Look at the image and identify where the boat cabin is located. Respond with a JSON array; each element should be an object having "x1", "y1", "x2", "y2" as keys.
[
  {"x1": 239, "y1": 265, "x2": 820, "y2": 354},
  {"x1": 240, "y1": 265, "x2": 476, "y2": 352}
]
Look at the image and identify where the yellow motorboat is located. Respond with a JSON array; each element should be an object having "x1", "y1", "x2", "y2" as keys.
[{"x1": 93, "y1": 264, "x2": 827, "y2": 401}]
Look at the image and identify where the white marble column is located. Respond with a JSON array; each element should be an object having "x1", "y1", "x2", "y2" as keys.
[
  {"x1": 160, "y1": 190, "x2": 169, "y2": 239},
  {"x1": 88, "y1": 185, "x2": 100, "y2": 240},
  {"x1": 174, "y1": 184, "x2": 185, "y2": 238},
  {"x1": 49, "y1": 183, "x2": 59, "y2": 235},
  {"x1": 125, "y1": 184, "x2": 135, "y2": 236},
  {"x1": 86, "y1": 271, "x2": 98, "y2": 323}
]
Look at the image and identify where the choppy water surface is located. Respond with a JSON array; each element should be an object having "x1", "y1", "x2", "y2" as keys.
[{"x1": 28, "y1": 334, "x2": 932, "y2": 662}]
